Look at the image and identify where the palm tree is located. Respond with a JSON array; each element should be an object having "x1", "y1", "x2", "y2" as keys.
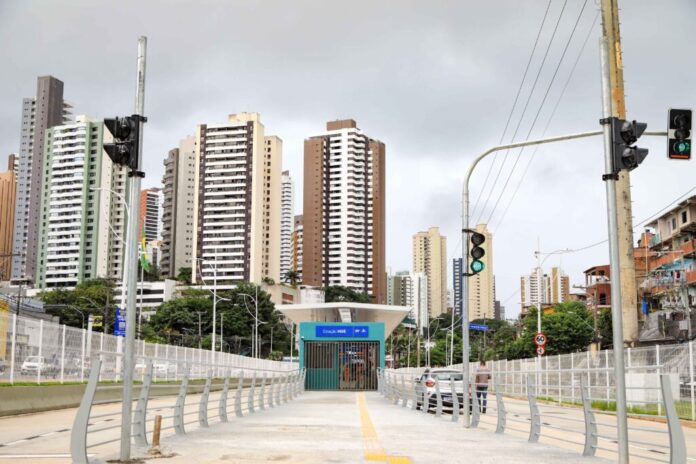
[{"x1": 283, "y1": 270, "x2": 300, "y2": 287}]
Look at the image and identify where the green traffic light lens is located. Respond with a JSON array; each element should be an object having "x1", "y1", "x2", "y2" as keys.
[
  {"x1": 471, "y1": 260, "x2": 484, "y2": 273},
  {"x1": 675, "y1": 141, "x2": 690, "y2": 153}
]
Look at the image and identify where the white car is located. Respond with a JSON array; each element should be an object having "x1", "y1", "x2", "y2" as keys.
[
  {"x1": 20, "y1": 356, "x2": 46, "y2": 375},
  {"x1": 415, "y1": 368, "x2": 466, "y2": 411}
]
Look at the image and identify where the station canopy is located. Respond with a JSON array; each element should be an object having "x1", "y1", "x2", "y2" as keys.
[{"x1": 275, "y1": 302, "x2": 410, "y2": 336}]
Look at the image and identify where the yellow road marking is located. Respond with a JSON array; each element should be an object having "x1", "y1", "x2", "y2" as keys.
[{"x1": 357, "y1": 392, "x2": 412, "y2": 464}]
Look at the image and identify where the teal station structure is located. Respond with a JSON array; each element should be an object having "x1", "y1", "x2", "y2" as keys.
[{"x1": 276, "y1": 302, "x2": 409, "y2": 391}]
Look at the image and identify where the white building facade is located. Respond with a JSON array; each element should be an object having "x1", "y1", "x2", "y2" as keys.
[
  {"x1": 35, "y1": 116, "x2": 128, "y2": 288},
  {"x1": 280, "y1": 170, "x2": 294, "y2": 281}
]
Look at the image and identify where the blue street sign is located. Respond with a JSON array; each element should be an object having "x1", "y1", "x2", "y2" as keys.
[
  {"x1": 315, "y1": 325, "x2": 370, "y2": 338},
  {"x1": 114, "y1": 307, "x2": 126, "y2": 337},
  {"x1": 469, "y1": 323, "x2": 488, "y2": 331}
]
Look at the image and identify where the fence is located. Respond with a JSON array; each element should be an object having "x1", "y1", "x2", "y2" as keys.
[
  {"x1": 446, "y1": 340, "x2": 696, "y2": 422},
  {"x1": 379, "y1": 367, "x2": 692, "y2": 464},
  {"x1": 0, "y1": 311, "x2": 295, "y2": 385},
  {"x1": 71, "y1": 357, "x2": 306, "y2": 463}
]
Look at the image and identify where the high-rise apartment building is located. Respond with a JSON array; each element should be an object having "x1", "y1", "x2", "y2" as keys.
[
  {"x1": 35, "y1": 116, "x2": 128, "y2": 289},
  {"x1": 291, "y1": 214, "x2": 303, "y2": 283},
  {"x1": 0, "y1": 156, "x2": 18, "y2": 281},
  {"x1": 520, "y1": 266, "x2": 570, "y2": 312},
  {"x1": 412, "y1": 227, "x2": 447, "y2": 318},
  {"x1": 139, "y1": 188, "x2": 163, "y2": 243},
  {"x1": 192, "y1": 113, "x2": 280, "y2": 288},
  {"x1": 280, "y1": 170, "x2": 294, "y2": 281},
  {"x1": 261, "y1": 135, "x2": 282, "y2": 283},
  {"x1": 386, "y1": 270, "x2": 428, "y2": 331},
  {"x1": 160, "y1": 136, "x2": 196, "y2": 278},
  {"x1": 302, "y1": 119, "x2": 386, "y2": 303},
  {"x1": 453, "y1": 257, "x2": 463, "y2": 316},
  {"x1": 12, "y1": 76, "x2": 71, "y2": 283},
  {"x1": 468, "y1": 223, "x2": 494, "y2": 320}
]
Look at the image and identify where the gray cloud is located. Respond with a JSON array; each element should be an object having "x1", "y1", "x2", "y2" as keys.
[{"x1": 1, "y1": 0, "x2": 695, "y2": 317}]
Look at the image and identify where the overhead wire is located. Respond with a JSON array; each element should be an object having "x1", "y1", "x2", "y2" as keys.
[
  {"x1": 485, "y1": 0, "x2": 590, "y2": 226},
  {"x1": 470, "y1": 0, "x2": 553, "y2": 221},
  {"x1": 492, "y1": 8, "x2": 599, "y2": 231},
  {"x1": 474, "y1": 0, "x2": 570, "y2": 225}
]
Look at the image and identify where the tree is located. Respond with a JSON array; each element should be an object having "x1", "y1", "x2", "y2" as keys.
[
  {"x1": 505, "y1": 302, "x2": 595, "y2": 359},
  {"x1": 39, "y1": 278, "x2": 117, "y2": 332},
  {"x1": 177, "y1": 267, "x2": 192, "y2": 285},
  {"x1": 597, "y1": 308, "x2": 613, "y2": 348},
  {"x1": 283, "y1": 270, "x2": 300, "y2": 287},
  {"x1": 324, "y1": 285, "x2": 370, "y2": 303}
]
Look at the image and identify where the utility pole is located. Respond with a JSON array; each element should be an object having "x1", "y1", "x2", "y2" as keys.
[
  {"x1": 120, "y1": 36, "x2": 147, "y2": 461},
  {"x1": 600, "y1": 36, "x2": 629, "y2": 464},
  {"x1": 600, "y1": 0, "x2": 639, "y2": 343}
]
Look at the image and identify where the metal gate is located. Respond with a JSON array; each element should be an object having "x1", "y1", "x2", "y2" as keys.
[{"x1": 304, "y1": 341, "x2": 378, "y2": 391}]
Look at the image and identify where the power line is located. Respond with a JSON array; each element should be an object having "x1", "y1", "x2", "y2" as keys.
[
  {"x1": 493, "y1": 9, "x2": 599, "y2": 231},
  {"x1": 485, "y1": 0, "x2": 590, "y2": 226},
  {"x1": 470, "y1": 0, "x2": 553, "y2": 221},
  {"x1": 474, "y1": 0, "x2": 570, "y2": 225}
]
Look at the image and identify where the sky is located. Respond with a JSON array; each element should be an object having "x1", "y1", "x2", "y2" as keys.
[{"x1": 1, "y1": 0, "x2": 695, "y2": 318}]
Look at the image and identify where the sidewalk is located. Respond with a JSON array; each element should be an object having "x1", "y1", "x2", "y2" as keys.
[{"x1": 148, "y1": 391, "x2": 609, "y2": 464}]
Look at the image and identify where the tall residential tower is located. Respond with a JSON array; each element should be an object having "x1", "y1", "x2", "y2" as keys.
[
  {"x1": 412, "y1": 227, "x2": 447, "y2": 318},
  {"x1": 280, "y1": 170, "x2": 294, "y2": 281},
  {"x1": 35, "y1": 116, "x2": 128, "y2": 288},
  {"x1": 12, "y1": 76, "x2": 71, "y2": 283},
  {"x1": 160, "y1": 136, "x2": 196, "y2": 278},
  {"x1": 191, "y1": 113, "x2": 280, "y2": 288},
  {"x1": 302, "y1": 119, "x2": 386, "y2": 303}
]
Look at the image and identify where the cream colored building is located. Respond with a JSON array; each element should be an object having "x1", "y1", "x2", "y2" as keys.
[
  {"x1": 468, "y1": 223, "x2": 494, "y2": 320},
  {"x1": 192, "y1": 113, "x2": 279, "y2": 288},
  {"x1": 412, "y1": 227, "x2": 447, "y2": 318},
  {"x1": 262, "y1": 135, "x2": 282, "y2": 283}
]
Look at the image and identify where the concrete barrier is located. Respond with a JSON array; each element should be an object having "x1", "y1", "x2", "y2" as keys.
[{"x1": 0, "y1": 378, "x2": 254, "y2": 417}]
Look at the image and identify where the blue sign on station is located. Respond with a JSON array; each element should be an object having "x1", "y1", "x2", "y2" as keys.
[
  {"x1": 315, "y1": 325, "x2": 370, "y2": 338},
  {"x1": 469, "y1": 323, "x2": 489, "y2": 331}
]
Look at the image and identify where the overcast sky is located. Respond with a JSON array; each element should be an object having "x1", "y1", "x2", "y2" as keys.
[{"x1": 1, "y1": 0, "x2": 694, "y2": 317}]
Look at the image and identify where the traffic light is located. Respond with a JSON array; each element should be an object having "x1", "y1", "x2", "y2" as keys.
[
  {"x1": 103, "y1": 115, "x2": 144, "y2": 171},
  {"x1": 610, "y1": 117, "x2": 648, "y2": 173},
  {"x1": 469, "y1": 231, "x2": 486, "y2": 275},
  {"x1": 668, "y1": 108, "x2": 692, "y2": 160}
]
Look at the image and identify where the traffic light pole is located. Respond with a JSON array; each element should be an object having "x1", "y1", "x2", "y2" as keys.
[
  {"x1": 600, "y1": 36, "x2": 629, "y2": 464},
  {"x1": 120, "y1": 36, "x2": 147, "y2": 462},
  {"x1": 461, "y1": 129, "x2": 603, "y2": 428}
]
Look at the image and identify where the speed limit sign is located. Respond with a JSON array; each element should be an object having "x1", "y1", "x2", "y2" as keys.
[
  {"x1": 536, "y1": 346, "x2": 546, "y2": 356},
  {"x1": 534, "y1": 332, "x2": 547, "y2": 346}
]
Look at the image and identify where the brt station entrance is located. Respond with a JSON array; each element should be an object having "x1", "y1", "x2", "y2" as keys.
[{"x1": 276, "y1": 302, "x2": 410, "y2": 392}]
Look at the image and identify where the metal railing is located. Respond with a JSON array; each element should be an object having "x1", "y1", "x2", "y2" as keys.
[
  {"x1": 378, "y1": 368, "x2": 691, "y2": 464},
  {"x1": 70, "y1": 354, "x2": 306, "y2": 463}
]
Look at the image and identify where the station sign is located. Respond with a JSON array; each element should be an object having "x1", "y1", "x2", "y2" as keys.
[{"x1": 315, "y1": 325, "x2": 369, "y2": 338}]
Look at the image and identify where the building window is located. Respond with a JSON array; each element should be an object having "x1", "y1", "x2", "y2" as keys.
[
  {"x1": 682, "y1": 211, "x2": 688, "y2": 224},
  {"x1": 672, "y1": 218, "x2": 677, "y2": 230}
]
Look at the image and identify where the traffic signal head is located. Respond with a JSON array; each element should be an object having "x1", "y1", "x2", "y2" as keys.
[
  {"x1": 103, "y1": 116, "x2": 141, "y2": 170},
  {"x1": 469, "y1": 232, "x2": 486, "y2": 274},
  {"x1": 668, "y1": 108, "x2": 692, "y2": 160},
  {"x1": 610, "y1": 118, "x2": 648, "y2": 173}
]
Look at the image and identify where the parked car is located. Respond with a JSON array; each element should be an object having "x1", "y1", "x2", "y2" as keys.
[
  {"x1": 20, "y1": 356, "x2": 60, "y2": 378},
  {"x1": 415, "y1": 368, "x2": 465, "y2": 411}
]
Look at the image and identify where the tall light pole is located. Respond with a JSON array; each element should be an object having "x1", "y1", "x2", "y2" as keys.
[{"x1": 240, "y1": 287, "x2": 264, "y2": 358}]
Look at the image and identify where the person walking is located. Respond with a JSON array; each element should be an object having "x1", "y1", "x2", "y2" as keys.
[{"x1": 475, "y1": 360, "x2": 491, "y2": 414}]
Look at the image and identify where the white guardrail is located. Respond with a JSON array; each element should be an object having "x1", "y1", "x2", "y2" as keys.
[
  {"x1": 71, "y1": 356, "x2": 306, "y2": 464},
  {"x1": 379, "y1": 367, "x2": 691, "y2": 464}
]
